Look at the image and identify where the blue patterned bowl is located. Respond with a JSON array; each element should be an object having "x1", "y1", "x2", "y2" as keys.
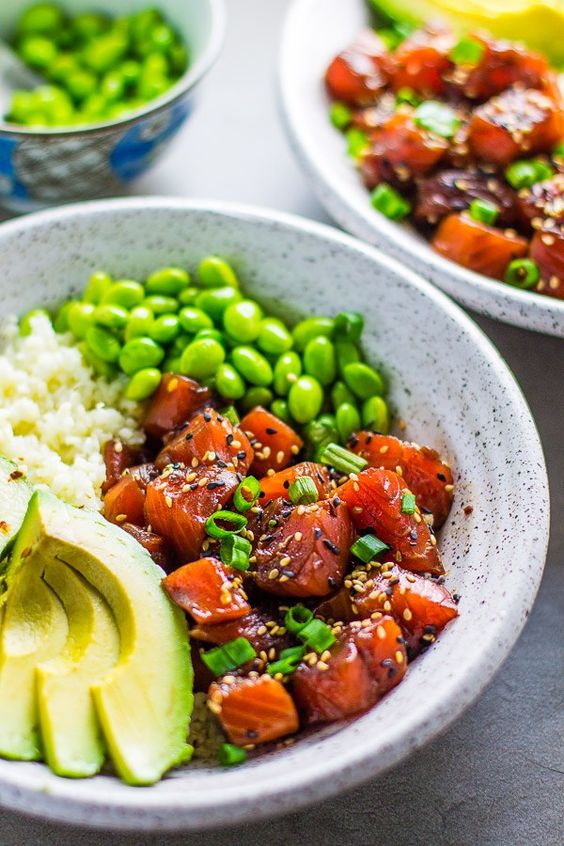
[{"x1": 0, "y1": 0, "x2": 225, "y2": 211}]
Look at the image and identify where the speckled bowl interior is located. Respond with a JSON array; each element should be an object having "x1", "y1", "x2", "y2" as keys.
[
  {"x1": 0, "y1": 199, "x2": 549, "y2": 831},
  {"x1": 279, "y1": 0, "x2": 564, "y2": 337}
]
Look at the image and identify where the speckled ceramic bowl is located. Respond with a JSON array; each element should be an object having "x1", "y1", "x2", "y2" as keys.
[
  {"x1": 279, "y1": 0, "x2": 564, "y2": 337},
  {"x1": 0, "y1": 0, "x2": 225, "y2": 211},
  {"x1": 0, "y1": 198, "x2": 549, "y2": 830}
]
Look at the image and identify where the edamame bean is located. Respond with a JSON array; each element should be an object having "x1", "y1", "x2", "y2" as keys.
[
  {"x1": 125, "y1": 305, "x2": 153, "y2": 341},
  {"x1": 273, "y1": 351, "x2": 302, "y2": 396},
  {"x1": 79, "y1": 342, "x2": 116, "y2": 379},
  {"x1": 72, "y1": 12, "x2": 109, "y2": 40},
  {"x1": 334, "y1": 311, "x2": 364, "y2": 343},
  {"x1": 83, "y1": 271, "x2": 112, "y2": 304},
  {"x1": 170, "y1": 332, "x2": 191, "y2": 355},
  {"x1": 86, "y1": 325, "x2": 122, "y2": 363},
  {"x1": 150, "y1": 314, "x2": 180, "y2": 344},
  {"x1": 240, "y1": 387, "x2": 273, "y2": 412},
  {"x1": 336, "y1": 402, "x2": 361, "y2": 443},
  {"x1": 195, "y1": 287, "x2": 241, "y2": 321},
  {"x1": 343, "y1": 362, "x2": 385, "y2": 399},
  {"x1": 231, "y1": 346, "x2": 273, "y2": 387},
  {"x1": 102, "y1": 279, "x2": 144, "y2": 309},
  {"x1": 163, "y1": 355, "x2": 181, "y2": 373},
  {"x1": 288, "y1": 376, "x2": 323, "y2": 424},
  {"x1": 19, "y1": 3, "x2": 64, "y2": 35},
  {"x1": 198, "y1": 256, "x2": 239, "y2": 288},
  {"x1": 145, "y1": 266, "x2": 190, "y2": 296},
  {"x1": 19, "y1": 36, "x2": 57, "y2": 69},
  {"x1": 304, "y1": 414, "x2": 338, "y2": 456},
  {"x1": 257, "y1": 318, "x2": 293, "y2": 355},
  {"x1": 19, "y1": 308, "x2": 50, "y2": 336},
  {"x1": 178, "y1": 306, "x2": 213, "y2": 334},
  {"x1": 144, "y1": 295, "x2": 178, "y2": 315},
  {"x1": 362, "y1": 396, "x2": 390, "y2": 434},
  {"x1": 101, "y1": 70, "x2": 125, "y2": 102},
  {"x1": 93, "y1": 303, "x2": 129, "y2": 330},
  {"x1": 223, "y1": 300, "x2": 263, "y2": 343},
  {"x1": 331, "y1": 380, "x2": 356, "y2": 409},
  {"x1": 67, "y1": 301, "x2": 95, "y2": 339},
  {"x1": 53, "y1": 301, "x2": 71, "y2": 333},
  {"x1": 66, "y1": 68, "x2": 97, "y2": 101},
  {"x1": 195, "y1": 328, "x2": 225, "y2": 345},
  {"x1": 178, "y1": 287, "x2": 200, "y2": 306},
  {"x1": 335, "y1": 339, "x2": 361, "y2": 375},
  {"x1": 215, "y1": 363, "x2": 246, "y2": 400},
  {"x1": 303, "y1": 335, "x2": 336, "y2": 386},
  {"x1": 292, "y1": 317, "x2": 334, "y2": 352},
  {"x1": 124, "y1": 368, "x2": 162, "y2": 401},
  {"x1": 82, "y1": 31, "x2": 128, "y2": 73},
  {"x1": 180, "y1": 338, "x2": 225, "y2": 380},
  {"x1": 270, "y1": 399, "x2": 290, "y2": 423},
  {"x1": 119, "y1": 337, "x2": 165, "y2": 375}
]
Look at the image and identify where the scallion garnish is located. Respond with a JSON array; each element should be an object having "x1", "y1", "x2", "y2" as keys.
[
  {"x1": 504, "y1": 258, "x2": 540, "y2": 290},
  {"x1": 220, "y1": 534, "x2": 251, "y2": 571},
  {"x1": 371, "y1": 183, "x2": 411, "y2": 221},
  {"x1": 201, "y1": 637, "x2": 256, "y2": 676},
  {"x1": 346, "y1": 127, "x2": 369, "y2": 161},
  {"x1": 233, "y1": 476, "x2": 260, "y2": 512},
  {"x1": 205, "y1": 509, "x2": 247, "y2": 539},
  {"x1": 297, "y1": 618, "x2": 336, "y2": 653},
  {"x1": 395, "y1": 86, "x2": 421, "y2": 107},
  {"x1": 329, "y1": 101, "x2": 352, "y2": 131},
  {"x1": 266, "y1": 645, "x2": 306, "y2": 677},
  {"x1": 505, "y1": 158, "x2": 553, "y2": 189},
  {"x1": 350, "y1": 534, "x2": 389, "y2": 563},
  {"x1": 288, "y1": 476, "x2": 319, "y2": 506},
  {"x1": 553, "y1": 141, "x2": 564, "y2": 160},
  {"x1": 468, "y1": 198, "x2": 499, "y2": 226},
  {"x1": 318, "y1": 442, "x2": 367, "y2": 475},
  {"x1": 401, "y1": 491, "x2": 416, "y2": 514},
  {"x1": 334, "y1": 311, "x2": 364, "y2": 343},
  {"x1": 218, "y1": 743, "x2": 247, "y2": 766},
  {"x1": 221, "y1": 405, "x2": 240, "y2": 426},
  {"x1": 413, "y1": 101, "x2": 460, "y2": 139},
  {"x1": 284, "y1": 604, "x2": 313, "y2": 635},
  {"x1": 450, "y1": 36, "x2": 485, "y2": 66}
]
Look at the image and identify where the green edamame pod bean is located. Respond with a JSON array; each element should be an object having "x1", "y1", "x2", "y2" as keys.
[
  {"x1": 343, "y1": 362, "x2": 385, "y2": 399},
  {"x1": 195, "y1": 328, "x2": 225, "y2": 345},
  {"x1": 119, "y1": 337, "x2": 165, "y2": 376},
  {"x1": 292, "y1": 317, "x2": 334, "y2": 352},
  {"x1": 336, "y1": 402, "x2": 361, "y2": 443},
  {"x1": 180, "y1": 338, "x2": 225, "y2": 380},
  {"x1": 67, "y1": 302, "x2": 95, "y2": 339},
  {"x1": 124, "y1": 368, "x2": 162, "y2": 401},
  {"x1": 195, "y1": 287, "x2": 241, "y2": 321},
  {"x1": 303, "y1": 414, "x2": 338, "y2": 457},
  {"x1": 240, "y1": 386, "x2": 273, "y2": 413},
  {"x1": 178, "y1": 306, "x2": 213, "y2": 334},
  {"x1": 362, "y1": 396, "x2": 390, "y2": 434},
  {"x1": 198, "y1": 256, "x2": 239, "y2": 289},
  {"x1": 335, "y1": 340, "x2": 360, "y2": 375},
  {"x1": 78, "y1": 342, "x2": 116, "y2": 380},
  {"x1": 178, "y1": 287, "x2": 200, "y2": 306},
  {"x1": 102, "y1": 279, "x2": 144, "y2": 309},
  {"x1": 231, "y1": 346, "x2": 273, "y2": 387},
  {"x1": 19, "y1": 3, "x2": 64, "y2": 35},
  {"x1": 143, "y1": 295, "x2": 178, "y2": 315},
  {"x1": 125, "y1": 306, "x2": 154, "y2": 341},
  {"x1": 288, "y1": 376, "x2": 323, "y2": 424},
  {"x1": 273, "y1": 351, "x2": 302, "y2": 396},
  {"x1": 83, "y1": 271, "x2": 112, "y2": 304},
  {"x1": 303, "y1": 335, "x2": 336, "y2": 386},
  {"x1": 223, "y1": 300, "x2": 263, "y2": 343},
  {"x1": 331, "y1": 380, "x2": 357, "y2": 409},
  {"x1": 93, "y1": 303, "x2": 129, "y2": 330},
  {"x1": 257, "y1": 318, "x2": 293, "y2": 355},
  {"x1": 163, "y1": 356, "x2": 181, "y2": 374},
  {"x1": 53, "y1": 301, "x2": 71, "y2": 333},
  {"x1": 150, "y1": 314, "x2": 180, "y2": 344},
  {"x1": 145, "y1": 266, "x2": 190, "y2": 296},
  {"x1": 86, "y1": 325, "x2": 122, "y2": 363},
  {"x1": 270, "y1": 399, "x2": 291, "y2": 423},
  {"x1": 170, "y1": 332, "x2": 191, "y2": 355},
  {"x1": 334, "y1": 311, "x2": 364, "y2": 343},
  {"x1": 19, "y1": 308, "x2": 50, "y2": 336},
  {"x1": 215, "y1": 363, "x2": 246, "y2": 400}
]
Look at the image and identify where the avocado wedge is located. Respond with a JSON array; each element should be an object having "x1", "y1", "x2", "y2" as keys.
[
  {"x1": 369, "y1": 0, "x2": 564, "y2": 66},
  {"x1": 0, "y1": 457, "x2": 32, "y2": 560},
  {"x1": 37, "y1": 560, "x2": 120, "y2": 778}
]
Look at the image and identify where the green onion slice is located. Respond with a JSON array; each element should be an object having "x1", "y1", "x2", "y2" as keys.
[
  {"x1": 371, "y1": 183, "x2": 411, "y2": 221},
  {"x1": 346, "y1": 127, "x2": 369, "y2": 161},
  {"x1": 266, "y1": 645, "x2": 306, "y2": 677},
  {"x1": 505, "y1": 158, "x2": 554, "y2": 190},
  {"x1": 201, "y1": 637, "x2": 257, "y2": 676},
  {"x1": 205, "y1": 510, "x2": 248, "y2": 539},
  {"x1": 221, "y1": 405, "x2": 240, "y2": 426},
  {"x1": 233, "y1": 476, "x2": 260, "y2": 512},
  {"x1": 284, "y1": 604, "x2": 313, "y2": 635},
  {"x1": 350, "y1": 534, "x2": 389, "y2": 563},
  {"x1": 468, "y1": 198, "x2": 499, "y2": 226},
  {"x1": 413, "y1": 100, "x2": 461, "y2": 139},
  {"x1": 218, "y1": 743, "x2": 247, "y2": 766},
  {"x1": 220, "y1": 534, "x2": 251, "y2": 571},
  {"x1": 395, "y1": 86, "x2": 421, "y2": 107},
  {"x1": 334, "y1": 311, "x2": 364, "y2": 343},
  {"x1": 504, "y1": 258, "x2": 540, "y2": 290},
  {"x1": 329, "y1": 101, "x2": 352, "y2": 131},
  {"x1": 450, "y1": 36, "x2": 484, "y2": 66},
  {"x1": 401, "y1": 491, "x2": 417, "y2": 514},
  {"x1": 318, "y1": 442, "x2": 367, "y2": 475},
  {"x1": 288, "y1": 476, "x2": 319, "y2": 506},
  {"x1": 297, "y1": 618, "x2": 336, "y2": 654}
]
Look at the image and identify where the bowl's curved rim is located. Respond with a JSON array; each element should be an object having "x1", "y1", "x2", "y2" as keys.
[
  {"x1": 0, "y1": 0, "x2": 227, "y2": 137},
  {"x1": 278, "y1": 0, "x2": 564, "y2": 338},
  {"x1": 0, "y1": 197, "x2": 550, "y2": 831}
]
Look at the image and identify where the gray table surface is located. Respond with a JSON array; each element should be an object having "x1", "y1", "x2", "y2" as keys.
[{"x1": 1, "y1": 2, "x2": 562, "y2": 844}]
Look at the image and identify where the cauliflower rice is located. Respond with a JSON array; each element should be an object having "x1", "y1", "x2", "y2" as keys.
[{"x1": 0, "y1": 313, "x2": 144, "y2": 509}]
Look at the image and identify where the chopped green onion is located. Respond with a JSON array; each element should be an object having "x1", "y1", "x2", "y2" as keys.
[
  {"x1": 334, "y1": 311, "x2": 364, "y2": 343},
  {"x1": 297, "y1": 618, "x2": 336, "y2": 653},
  {"x1": 450, "y1": 36, "x2": 485, "y2": 66},
  {"x1": 288, "y1": 476, "x2": 319, "y2": 505},
  {"x1": 553, "y1": 141, "x2": 564, "y2": 160},
  {"x1": 346, "y1": 127, "x2": 369, "y2": 160},
  {"x1": 329, "y1": 101, "x2": 352, "y2": 131},
  {"x1": 233, "y1": 476, "x2": 260, "y2": 512},
  {"x1": 414, "y1": 101, "x2": 461, "y2": 139},
  {"x1": 205, "y1": 510, "x2": 248, "y2": 539},
  {"x1": 468, "y1": 198, "x2": 499, "y2": 226},
  {"x1": 221, "y1": 405, "x2": 240, "y2": 426},
  {"x1": 267, "y1": 645, "x2": 306, "y2": 677},
  {"x1": 371, "y1": 183, "x2": 411, "y2": 221},
  {"x1": 505, "y1": 158, "x2": 554, "y2": 189},
  {"x1": 377, "y1": 27, "x2": 403, "y2": 51},
  {"x1": 395, "y1": 86, "x2": 421, "y2": 107},
  {"x1": 318, "y1": 442, "x2": 367, "y2": 475},
  {"x1": 201, "y1": 637, "x2": 257, "y2": 676},
  {"x1": 504, "y1": 258, "x2": 540, "y2": 290},
  {"x1": 350, "y1": 534, "x2": 389, "y2": 563},
  {"x1": 401, "y1": 491, "x2": 416, "y2": 514},
  {"x1": 218, "y1": 743, "x2": 247, "y2": 766},
  {"x1": 284, "y1": 604, "x2": 313, "y2": 635},
  {"x1": 220, "y1": 534, "x2": 251, "y2": 571}
]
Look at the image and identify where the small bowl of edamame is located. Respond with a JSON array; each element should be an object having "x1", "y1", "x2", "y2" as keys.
[{"x1": 0, "y1": 0, "x2": 225, "y2": 211}]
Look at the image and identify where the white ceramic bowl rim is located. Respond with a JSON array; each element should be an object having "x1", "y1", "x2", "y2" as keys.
[
  {"x1": 278, "y1": 0, "x2": 564, "y2": 337},
  {"x1": 0, "y1": 197, "x2": 550, "y2": 831},
  {"x1": 0, "y1": 0, "x2": 226, "y2": 137}
]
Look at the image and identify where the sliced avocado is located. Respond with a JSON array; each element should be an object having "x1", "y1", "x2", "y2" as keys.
[
  {"x1": 5, "y1": 490, "x2": 193, "y2": 785},
  {"x1": 0, "y1": 457, "x2": 32, "y2": 560},
  {"x1": 369, "y1": 0, "x2": 564, "y2": 66},
  {"x1": 37, "y1": 559, "x2": 120, "y2": 778}
]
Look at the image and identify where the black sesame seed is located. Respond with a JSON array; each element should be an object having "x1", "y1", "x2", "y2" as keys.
[
  {"x1": 226, "y1": 434, "x2": 234, "y2": 445},
  {"x1": 217, "y1": 459, "x2": 227, "y2": 468},
  {"x1": 328, "y1": 576, "x2": 337, "y2": 588},
  {"x1": 185, "y1": 433, "x2": 193, "y2": 441},
  {"x1": 322, "y1": 539, "x2": 340, "y2": 554},
  {"x1": 237, "y1": 451, "x2": 247, "y2": 459},
  {"x1": 207, "y1": 482, "x2": 225, "y2": 490},
  {"x1": 314, "y1": 528, "x2": 322, "y2": 539},
  {"x1": 203, "y1": 412, "x2": 212, "y2": 423},
  {"x1": 453, "y1": 593, "x2": 461, "y2": 604},
  {"x1": 265, "y1": 427, "x2": 278, "y2": 435},
  {"x1": 437, "y1": 472, "x2": 446, "y2": 482},
  {"x1": 283, "y1": 480, "x2": 290, "y2": 489}
]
